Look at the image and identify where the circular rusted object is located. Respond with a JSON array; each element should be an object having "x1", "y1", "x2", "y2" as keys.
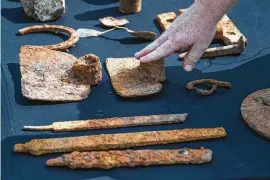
[
  {"x1": 186, "y1": 79, "x2": 231, "y2": 96},
  {"x1": 241, "y1": 89, "x2": 270, "y2": 140}
]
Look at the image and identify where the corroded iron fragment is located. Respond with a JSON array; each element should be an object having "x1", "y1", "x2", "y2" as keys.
[
  {"x1": 23, "y1": 113, "x2": 188, "y2": 132},
  {"x1": 20, "y1": 46, "x2": 90, "y2": 102},
  {"x1": 156, "y1": 10, "x2": 247, "y2": 59},
  {"x1": 99, "y1": 17, "x2": 129, "y2": 27},
  {"x1": 14, "y1": 128, "x2": 226, "y2": 155},
  {"x1": 241, "y1": 89, "x2": 270, "y2": 140},
  {"x1": 186, "y1": 79, "x2": 231, "y2": 96},
  {"x1": 119, "y1": 0, "x2": 141, "y2": 13},
  {"x1": 73, "y1": 54, "x2": 102, "y2": 86},
  {"x1": 106, "y1": 57, "x2": 165, "y2": 97},
  {"x1": 156, "y1": 12, "x2": 177, "y2": 30},
  {"x1": 180, "y1": 36, "x2": 245, "y2": 59},
  {"x1": 18, "y1": 25, "x2": 79, "y2": 51},
  {"x1": 46, "y1": 147, "x2": 212, "y2": 169},
  {"x1": 178, "y1": 9, "x2": 247, "y2": 45}
]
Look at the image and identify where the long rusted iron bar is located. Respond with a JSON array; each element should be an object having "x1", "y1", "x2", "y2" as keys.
[
  {"x1": 14, "y1": 127, "x2": 226, "y2": 155},
  {"x1": 46, "y1": 147, "x2": 212, "y2": 169},
  {"x1": 23, "y1": 114, "x2": 188, "y2": 132}
]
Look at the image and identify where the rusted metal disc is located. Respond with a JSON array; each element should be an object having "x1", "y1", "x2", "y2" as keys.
[{"x1": 241, "y1": 89, "x2": 270, "y2": 140}]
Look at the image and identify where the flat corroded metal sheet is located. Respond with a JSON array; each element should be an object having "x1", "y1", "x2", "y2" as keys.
[
  {"x1": 2, "y1": 0, "x2": 270, "y2": 179},
  {"x1": 241, "y1": 89, "x2": 270, "y2": 140}
]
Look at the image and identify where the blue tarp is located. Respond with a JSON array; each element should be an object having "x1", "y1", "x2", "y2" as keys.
[{"x1": 1, "y1": 0, "x2": 270, "y2": 179}]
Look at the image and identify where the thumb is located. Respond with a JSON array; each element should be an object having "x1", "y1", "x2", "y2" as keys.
[{"x1": 183, "y1": 42, "x2": 209, "y2": 72}]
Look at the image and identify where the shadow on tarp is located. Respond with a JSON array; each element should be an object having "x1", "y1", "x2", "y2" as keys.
[
  {"x1": 2, "y1": 7, "x2": 38, "y2": 24},
  {"x1": 7, "y1": 0, "x2": 20, "y2": 2},
  {"x1": 82, "y1": 0, "x2": 117, "y2": 5},
  {"x1": 100, "y1": 36, "x2": 154, "y2": 45},
  {"x1": 74, "y1": 6, "x2": 124, "y2": 21},
  {"x1": 153, "y1": 19, "x2": 163, "y2": 35}
]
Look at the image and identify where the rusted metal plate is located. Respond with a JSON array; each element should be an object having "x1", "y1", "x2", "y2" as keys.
[
  {"x1": 241, "y1": 89, "x2": 270, "y2": 140},
  {"x1": 20, "y1": 46, "x2": 91, "y2": 102},
  {"x1": 106, "y1": 57, "x2": 165, "y2": 97}
]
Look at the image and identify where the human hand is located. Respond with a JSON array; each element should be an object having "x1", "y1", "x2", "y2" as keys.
[{"x1": 135, "y1": 2, "x2": 218, "y2": 72}]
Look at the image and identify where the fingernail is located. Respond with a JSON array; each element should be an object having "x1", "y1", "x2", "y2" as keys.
[
  {"x1": 135, "y1": 52, "x2": 139, "y2": 58},
  {"x1": 184, "y1": 65, "x2": 193, "y2": 72}
]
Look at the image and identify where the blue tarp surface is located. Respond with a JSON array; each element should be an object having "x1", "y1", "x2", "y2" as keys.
[{"x1": 1, "y1": 0, "x2": 270, "y2": 179}]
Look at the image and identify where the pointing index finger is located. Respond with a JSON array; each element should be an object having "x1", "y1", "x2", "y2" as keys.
[
  {"x1": 135, "y1": 33, "x2": 168, "y2": 59},
  {"x1": 140, "y1": 40, "x2": 177, "y2": 63}
]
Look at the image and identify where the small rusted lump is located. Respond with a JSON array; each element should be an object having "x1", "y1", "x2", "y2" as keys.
[{"x1": 73, "y1": 54, "x2": 102, "y2": 86}]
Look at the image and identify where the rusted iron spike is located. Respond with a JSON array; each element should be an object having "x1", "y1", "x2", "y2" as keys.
[
  {"x1": 46, "y1": 147, "x2": 212, "y2": 169},
  {"x1": 23, "y1": 114, "x2": 188, "y2": 132},
  {"x1": 14, "y1": 127, "x2": 226, "y2": 155}
]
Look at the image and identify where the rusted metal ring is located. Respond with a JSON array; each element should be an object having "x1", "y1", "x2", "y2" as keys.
[{"x1": 186, "y1": 79, "x2": 231, "y2": 96}]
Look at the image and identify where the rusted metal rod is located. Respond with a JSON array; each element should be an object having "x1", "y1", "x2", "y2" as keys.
[
  {"x1": 23, "y1": 114, "x2": 188, "y2": 132},
  {"x1": 46, "y1": 147, "x2": 212, "y2": 169},
  {"x1": 14, "y1": 127, "x2": 226, "y2": 155}
]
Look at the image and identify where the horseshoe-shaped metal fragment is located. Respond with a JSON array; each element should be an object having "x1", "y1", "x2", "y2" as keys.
[{"x1": 18, "y1": 24, "x2": 79, "y2": 51}]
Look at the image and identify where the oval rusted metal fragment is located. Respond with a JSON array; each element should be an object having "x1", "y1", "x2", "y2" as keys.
[
  {"x1": 99, "y1": 17, "x2": 129, "y2": 27},
  {"x1": 186, "y1": 79, "x2": 231, "y2": 96},
  {"x1": 241, "y1": 88, "x2": 270, "y2": 140}
]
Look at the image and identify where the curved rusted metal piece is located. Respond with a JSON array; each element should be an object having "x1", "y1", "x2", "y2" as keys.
[
  {"x1": 186, "y1": 79, "x2": 231, "y2": 96},
  {"x1": 18, "y1": 24, "x2": 79, "y2": 51}
]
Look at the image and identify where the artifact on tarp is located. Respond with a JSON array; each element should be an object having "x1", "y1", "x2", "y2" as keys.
[
  {"x1": 77, "y1": 27, "x2": 156, "y2": 41},
  {"x1": 106, "y1": 57, "x2": 165, "y2": 97},
  {"x1": 46, "y1": 148, "x2": 212, "y2": 169},
  {"x1": 157, "y1": 9, "x2": 247, "y2": 45},
  {"x1": 21, "y1": 0, "x2": 65, "y2": 22},
  {"x1": 18, "y1": 25, "x2": 79, "y2": 51},
  {"x1": 241, "y1": 89, "x2": 270, "y2": 140},
  {"x1": 23, "y1": 113, "x2": 188, "y2": 132},
  {"x1": 180, "y1": 36, "x2": 245, "y2": 59},
  {"x1": 119, "y1": 0, "x2": 141, "y2": 13},
  {"x1": 156, "y1": 10, "x2": 247, "y2": 59},
  {"x1": 20, "y1": 46, "x2": 102, "y2": 102},
  {"x1": 14, "y1": 127, "x2": 226, "y2": 155},
  {"x1": 186, "y1": 79, "x2": 231, "y2": 96},
  {"x1": 156, "y1": 12, "x2": 177, "y2": 30},
  {"x1": 99, "y1": 17, "x2": 129, "y2": 27},
  {"x1": 73, "y1": 54, "x2": 102, "y2": 86}
]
